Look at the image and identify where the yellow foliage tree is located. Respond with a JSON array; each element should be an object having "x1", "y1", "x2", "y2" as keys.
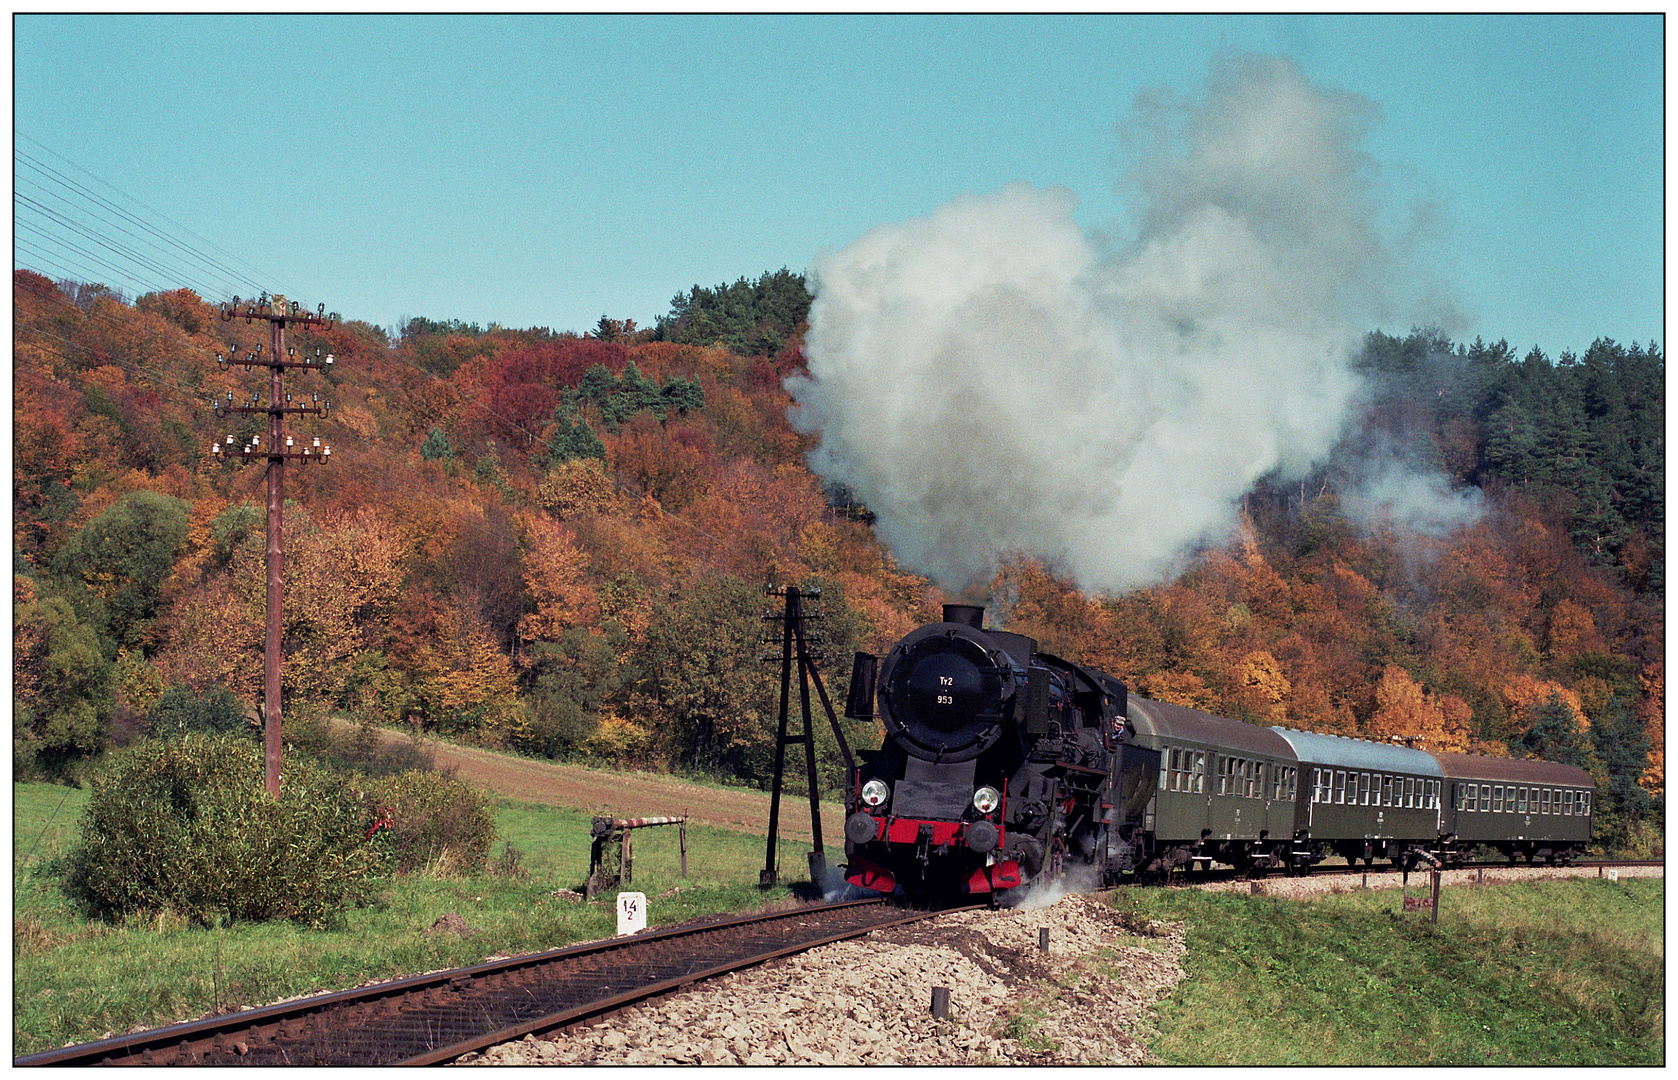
[
  {"x1": 1501, "y1": 674, "x2": 1587, "y2": 732},
  {"x1": 517, "y1": 511, "x2": 600, "y2": 647},
  {"x1": 1367, "y1": 664, "x2": 1479, "y2": 753},
  {"x1": 1235, "y1": 650, "x2": 1291, "y2": 724},
  {"x1": 1545, "y1": 598, "x2": 1600, "y2": 663},
  {"x1": 538, "y1": 457, "x2": 620, "y2": 519}
]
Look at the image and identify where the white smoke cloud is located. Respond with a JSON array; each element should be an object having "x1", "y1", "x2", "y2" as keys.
[
  {"x1": 790, "y1": 54, "x2": 1472, "y2": 595},
  {"x1": 1339, "y1": 444, "x2": 1486, "y2": 540}
]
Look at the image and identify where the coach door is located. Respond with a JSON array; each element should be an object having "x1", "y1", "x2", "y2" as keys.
[{"x1": 1112, "y1": 743, "x2": 1161, "y2": 836}]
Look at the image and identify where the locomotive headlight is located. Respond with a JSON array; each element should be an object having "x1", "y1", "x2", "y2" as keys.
[
  {"x1": 972, "y1": 786, "x2": 1001, "y2": 815},
  {"x1": 860, "y1": 779, "x2": 890, "y2": 808}
]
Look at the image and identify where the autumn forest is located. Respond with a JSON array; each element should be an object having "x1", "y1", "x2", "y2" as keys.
[{"x1": 11, "y1": 268, "x2": 1664, "y2": 852}]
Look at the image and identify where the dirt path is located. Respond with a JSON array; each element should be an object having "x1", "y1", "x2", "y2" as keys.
[{"x1": 353, "y1": 724, "x2": 844, "y2": 845}]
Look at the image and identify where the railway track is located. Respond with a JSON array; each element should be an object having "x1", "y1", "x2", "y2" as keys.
[{"x1": 15, "y1": 897, "x2": 978, "y2": 1067}]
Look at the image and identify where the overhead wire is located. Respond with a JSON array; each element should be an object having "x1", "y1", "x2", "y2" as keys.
[
  {"x1": 15, "y1": 146, "x2": 271, "y2": 298},
  {"x1": 13, "y1": 133, "x2": 758, "y2": 560},
  {"x1": 13, "y1": 134, "x2": 316, "y2": 312}
]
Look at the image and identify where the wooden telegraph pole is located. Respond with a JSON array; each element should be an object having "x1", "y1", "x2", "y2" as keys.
[{"x1": 211, "y1": 293, "x2": 337, "y2": 797}]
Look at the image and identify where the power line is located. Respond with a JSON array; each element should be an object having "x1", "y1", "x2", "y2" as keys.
[
  {"x1": 13, "y1": 134, "x2": 317, "y2": 311},
  {"x1": 15, "y1": 148, "x2": 269, "y2": 297},
  {"x1": 12, "y1": 135, "x2": 755, "y2": 559}
]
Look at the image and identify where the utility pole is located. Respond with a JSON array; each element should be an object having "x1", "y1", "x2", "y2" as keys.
[{"x1": 210, "y1": 293, "x2": 338, "y2": 797}]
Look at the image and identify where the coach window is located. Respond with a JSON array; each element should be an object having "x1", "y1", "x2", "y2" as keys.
[
  {"x1": 1249, "y1": 761, "x2": 1262, "y2": 799},
  {"x1": 1464, "y1": 784, "x2": 1478, "y2": 812},
  {"x1": 1562, "y1": 790, "x2": 1573, "y2": 815},
  {"x1": 1516, "y1": 787, "x2": 1528, "y2": 813},
  {"x1": 1480, "y1": 784, "x2": 1491, "y2": 810},
  {"x1": 1191, "y1": 752, "x2": 1207, "y2": 794},
  {"x1": 1491, "y1": 786, "x2": 1503, "y2": 812},
  {"x1": 1540, "y1": 789, "x2": 1551, "y2": 814},
  {"x1": 1579, "y1": 791, "x2": 1590, "y2": 815},
  {"x1": 1432, "y1": 780, "x2": 1441, "y2": 809}
]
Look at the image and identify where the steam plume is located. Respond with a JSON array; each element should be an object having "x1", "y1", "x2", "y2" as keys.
[{"x1": 790, "y1": 54, "x2": 1470, "y2": 595}]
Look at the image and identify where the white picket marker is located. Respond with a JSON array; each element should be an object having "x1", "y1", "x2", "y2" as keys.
[{"x1": 616, "y1": 891, "x2": 647, "y2": 936}]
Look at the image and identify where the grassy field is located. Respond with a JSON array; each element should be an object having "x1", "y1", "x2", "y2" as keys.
[
  {"x1": 13, "y1": 780, "x2": 814, "y2": 1056},
  {"x1": 1117, "y1": 877, "x2": 1664, "y2": 1066},
  {"x1": 14, "y1": 779, "x2": 1664, "y2": 1064}
]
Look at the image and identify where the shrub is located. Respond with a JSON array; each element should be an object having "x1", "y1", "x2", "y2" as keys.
[
  {"x1": 316, "y1": 719, "x2": 437, "y2": 777},
  {"x1": 62, "y1": 735, "x2": 380, "y2": 928},
  {"x1": 146, "y1": 684, "x2": 251, "y2": 740},
  {"x1": 365, "y1": 769, "x2": 495, "y2": 876}
]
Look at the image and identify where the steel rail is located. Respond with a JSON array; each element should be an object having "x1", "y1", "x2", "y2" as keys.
[
  {"x1": 400, "y1": 900, "x2": 974, "y2": 1065},
  {"x1": 14, "y1": 897, "x2": 978, "y2": 1067}
]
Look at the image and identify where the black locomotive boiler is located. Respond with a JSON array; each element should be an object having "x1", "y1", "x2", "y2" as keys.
[{"x1": 840, "y1": 605, "x2": 1594, "y2": 899}]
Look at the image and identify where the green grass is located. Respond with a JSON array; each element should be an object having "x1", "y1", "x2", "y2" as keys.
[
  {"x1": 1114, "y1": 877, "x2": 1664, "y2": 1066},
  {"x1": 16, "y1": 780, "x2": 1662, "y2": 1064},
  {"x1": 13, "y1": 782, "x2": 814, "y2": 1056}
]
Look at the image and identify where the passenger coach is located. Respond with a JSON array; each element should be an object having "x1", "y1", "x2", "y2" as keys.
[
  {"x1": 1268, "y1": 727, "x2": 1443, "y2": 868},
  {"x1": 1123, "y1": 697, "x2": 1300, "y2": 874},
  {"x1": 1434, "y1": 751, "x2": 1593, "y2": 864}
]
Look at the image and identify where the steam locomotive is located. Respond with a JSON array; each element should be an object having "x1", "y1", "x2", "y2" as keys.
[{"x1": 841, "y1": 605, "x2": 1594, "y2": 899}]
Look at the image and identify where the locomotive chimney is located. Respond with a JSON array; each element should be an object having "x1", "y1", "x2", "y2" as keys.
[{"x1": 942, "y1": 604, "x2": 985, "y2": 629}]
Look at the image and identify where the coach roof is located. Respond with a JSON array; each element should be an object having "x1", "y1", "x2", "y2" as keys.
[
  {"x1": 1269, "y1": 727, "x2": 1443, "y2": 777},
  {"x1": 1126, "y1": 696, "x2": 1298, "y2": 760},
  {"x1": 1431, "y1": 751, "x2": 1593, "y2": 788}
]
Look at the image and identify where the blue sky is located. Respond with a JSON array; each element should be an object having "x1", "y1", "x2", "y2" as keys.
[{"x1": 13, "y1": 13, "x2": 1663, "y2": 356}]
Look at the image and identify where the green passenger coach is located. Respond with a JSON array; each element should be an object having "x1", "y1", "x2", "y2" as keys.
[
  {"x1": 1433, "y1": 751, "x2": 1593, "y2": 864},
  {"x1": 1267, "y1": 727, "x2": 1444, "y2": 867},
  {"x1": 1124, "y1": 696, "x2": 1302, "y2": 873}
]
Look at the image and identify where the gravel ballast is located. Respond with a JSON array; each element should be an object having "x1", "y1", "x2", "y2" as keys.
[
  {"x1": 460, "y1": 862, "x2": 1660, "y2": 1066},
  {"x1": 462, "y1": 890, "x2": 1185, "y2": 1066}
]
